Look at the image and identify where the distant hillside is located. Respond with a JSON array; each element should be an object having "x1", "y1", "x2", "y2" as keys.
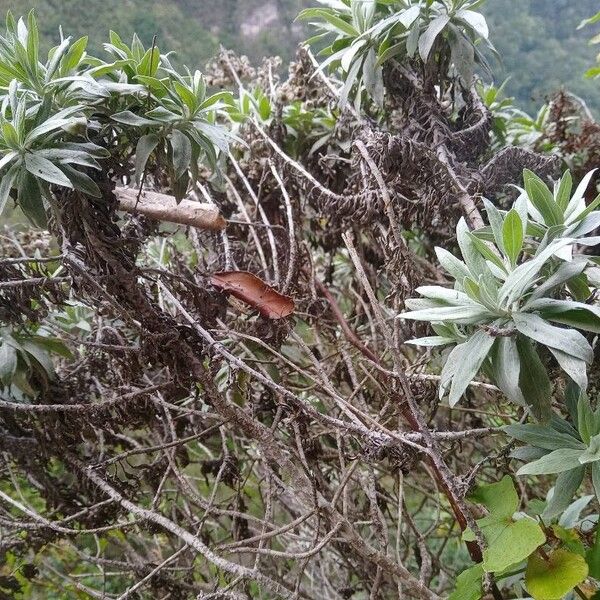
[{"x1": 1, "y1": 0, "x2": 599, "y2": 115}]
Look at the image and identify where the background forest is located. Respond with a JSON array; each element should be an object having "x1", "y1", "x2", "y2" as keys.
[{"x1": 1, "y1": 0, "x2": 599, "y2": 115}]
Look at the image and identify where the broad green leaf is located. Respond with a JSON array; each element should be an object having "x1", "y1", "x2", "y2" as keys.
[
  {"x1": 483, "y1": 517, "x2": 545, "y2": 573},
  {"x1": 448, "y1": 564, "x2": 483, "y2": 600},
  {"x1": 467, "y1": 477, "x2": 546, "y2": 573},
  {"x1": 502, "y1": 209, "x2": 523, "y2": 266},
  {"x1": 526, "y1": 548, "x2": 588, "y2": 600}
]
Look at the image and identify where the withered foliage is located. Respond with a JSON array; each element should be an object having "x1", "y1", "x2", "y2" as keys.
[{"x1": 0, "y1": 46, "x2": 588, "y2": 600}]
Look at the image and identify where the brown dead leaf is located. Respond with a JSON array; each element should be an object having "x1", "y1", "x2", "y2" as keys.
[{"x1": 210, "y1": 271, "x2": 295, "y2": 320}]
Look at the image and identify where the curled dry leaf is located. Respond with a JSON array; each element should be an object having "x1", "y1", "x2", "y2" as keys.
[{"x1": 211, "y1": 271, "x2": 295, "y2": 320}]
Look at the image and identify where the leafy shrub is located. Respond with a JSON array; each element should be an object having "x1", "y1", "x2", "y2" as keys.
[
  {"x1": 299, "y1": 0, "x2": 493, "y2": 106},
  {"x1": 400, "y1": 169, "x2": 600, "y2": 420}
]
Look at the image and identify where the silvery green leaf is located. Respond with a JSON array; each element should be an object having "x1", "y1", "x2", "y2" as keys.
[
  {"x1": 435, "y1": 247, "x2": 471, "y2": 282},
  {"x1": 526, "y1": 260, "x2": 587, "y2": 304},
  {"x1": 483, "y1": 198, "x2": 505, "y2": 253},
  {"x1": 579, "y1": 433, "x2": 600, "y2": 465},
  {"x1": 516, "y1": 336, "x2": 552, "y2": 423},
  {"x1": 456, "y1": 9, "x2": 489, "y2": 39},
  {"x1": 24, "y1": 154, "x2": 73, "y2": 188},
  {"x1": 135, "y1": 134, "x2": 160, "y2": 185},
  {"x1": 523, "y1": 169, "x2": 563, "y2": 226},
  {"x1": 0, "y1": 162, "x2": 20, "y2": 215},
  {"x1": 517, "y1": 448, "x2": 584, "y2": 475},
  {"x1": 491, "y1": 337, "x2": 525, "y2": 406},
  {"x1": 558, "y1": 492, "x2": 593, "y2": 528},
  {"x1": 527, "y1": 298, "x2": 600, "y2": 334},
  {"x1": 0, "y1": 342, "x2": 18, "y2": 383},
  {"x1": 170, "y1": 129, "x2": 192, "y2": 181},
  {"x1": 405, "y1": 336, "x2": 454, "y2": 347},
  {"x1": 566, "y1": 212, "x2": 600, "y2": 238},
  {"x1": 414, "y1": 285, "x2": 479, "y2": 306},
  {"x1": 418, "y1": 15, "x2": 450, "y2": 62},
  {"x1": 399, "y1": 304, "x2": 490, "y2": 324},
  {"x1": 502, "y1": 209, "x2": 523, "y2": 266},
  {"x1": 498, "y1": 238, "x2": 573, "y2": 306},
  {"x1": 504, "y1": 424, "x2": 585, "y2": 451},
  {"x1": 555, "y1": 170, "x2": 573, "y2": 212},
  {"x1": 592, "y1": 462, "x2": 600, "y2": 505},
  {"x1": 543, "y1": 467, "x2": 585, "y2": 521},
  {"x1": 565, "y1": 168, "x2": 596, "y2": 223},
  {"x1": 510, "y1": 446, "x2": 548, "y2": 461},
  {"x1": 547, "y1": 347, "x2": 588, "y2": 390},
  {"x1": 513, "y1": 313, "x2": 593, "y2": 363},
  {"x1": 448, "y1": 330, "x2": 495, "y2": 407}
]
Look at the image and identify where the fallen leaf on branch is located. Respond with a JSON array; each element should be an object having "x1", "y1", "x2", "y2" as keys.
[{"x1": 211, "y1": 271, "x2": 295, "y2": 320}]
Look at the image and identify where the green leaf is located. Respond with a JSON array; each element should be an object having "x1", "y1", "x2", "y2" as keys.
[
  {"x1": 524, "y1": 169, "x2": 564, "y2": 226},
  {"x1": 418, "y1": 15, "x2": 450, "y2": 62},
  {"x1": 434, "y1": 247, "x2": 471, "y2": 282},
  {"x1": 111, "y1": 111, "x2": 157, "y2": 127},
  {"x1": 170, "y1": 129, "x2": 192, "y2": 181},
  {"x1": 513, "y1": 313, "x2": 593, "y2": 364},
  {"x1": 0, "y1": 342, "x2": 18, "y2": 384},
  {"x1": 555, "y1": 170, "x2": 573, "y2": 212},
  {"x1": 502, "y1": 209, "x2": 523, "y2": 266},
  {"x1": 586, "y1": 528, "x2": 600, "y2": 579},
  {"x1": 448, "y1": 564, "x2": 483, "y2": 600},
  {"x1": 516, "y1": 336, "x2": 552, "y2": 423},
  {"x1": 447, "y1": 331, "x2": 495, "y2": 407},
  {"x1": 468, "y1": 477, "x2": 546, "y2": 573},
  {"x1": 24, "y1": 154, "x2": 73, "y2": 188},
  {"x1": 17, "y1": 169, "x2": 46, "y2": 228},
  {"x1": 0, "y1": 162, "x2": 20, "y2": 216},
  {"x1": 542, "y1": 468, "x2": 585, "y2": 521},
  {"x1": 491, "y1": 337, "x2": 525, "y2": 406},
  {"x1": 517, "y1": 448, "x2": 584, "y2": 475},
  {"x1": 504, "y1": 424, "x2": 584, "y2": 451},
  {"x1": 526, "y1": 548, "x2": 588, "y2": 600},
  {"x1": 467, "y1": 233, "x2": 506, "y2": 273},
  {"x1": 135, "y1": 134, "x2": 160, "y2": 185},
  {"x1": 483, "y1": 517, "x2": 546, "y2": 573},
  {"x1": 579, "y1": 433, "x2": 600, "y2": 464}
]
